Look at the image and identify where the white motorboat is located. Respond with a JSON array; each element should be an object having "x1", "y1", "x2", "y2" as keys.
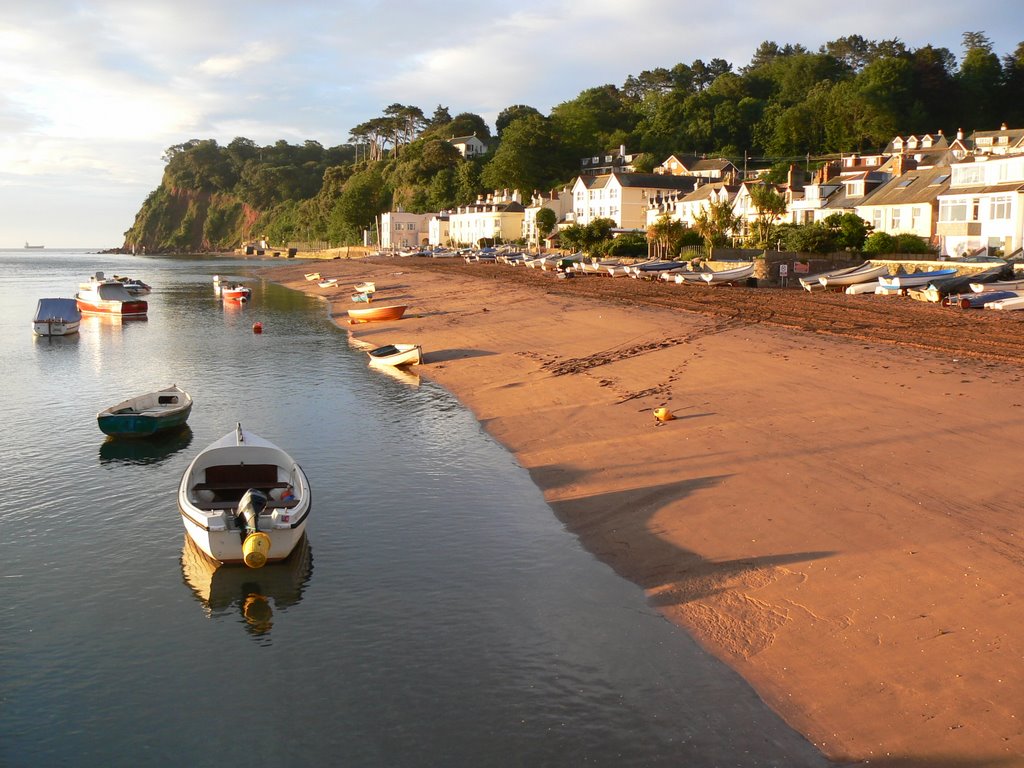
[
  {"x1": 177, "y1": 424, "x2": 311, "y2": 568},
  {"x1": 32, "y1": 298, "x2": 81, "y2": 336},
  {"x1": 221, "y1": 284, "x2": 252, "y2": 302},
  {"x1": 76, "y1": 272, "x2": 148, "y2": 316}
]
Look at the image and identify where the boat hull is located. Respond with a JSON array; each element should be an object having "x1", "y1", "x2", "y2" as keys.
[
  {"x1": 347, "y1": 304, "x2": 408, "y2": 323},
  {"x1": 33, "y1": 320, "x2": 80, "y2": 336},
  {"x1": 98, "y1": 406, "x2": 192, "y2": 436},
  {"x1": 97, "y1": 385, "x2": 193, "y2": 437},
  {"x1": 367, "y1": 344, "x2": 422, "y2": 367},
  {"x1": 76, "y1": 296, "x2": 148, "y2": 316}
]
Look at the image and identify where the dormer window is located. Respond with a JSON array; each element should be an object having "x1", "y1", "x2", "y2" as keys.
[
  {"x1": 922, "y1": 135, "x2": 933, "y2": 147},
  {"x1": 893, "y1": 137, "x2": 904, "y2": 149},
  {"x1": 907, "y1": 136, "x2": 919, "y2": 149}
]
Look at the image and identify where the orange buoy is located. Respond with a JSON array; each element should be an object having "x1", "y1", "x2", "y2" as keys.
[
  {"x1": 252, "y1": 321, "x2": 263, "y2": 334},
  {"x1": 653, "y1": 407, "x2": 676, "y2": 423}
]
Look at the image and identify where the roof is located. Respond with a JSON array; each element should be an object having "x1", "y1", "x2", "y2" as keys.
[
  {"x1": 613, "y1": 172, "x2": 698, "y2": 191},
  {"x1": 858, "y1": 165, "x2": 953, "y2": 207},
  {"x1": 449, "y1": 135, "x2": 486, "y2": 145}
]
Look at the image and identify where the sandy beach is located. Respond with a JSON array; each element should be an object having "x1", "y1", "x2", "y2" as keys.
[{"x1": 262, "y1": 257, "x2": 1024, "y2": 766}]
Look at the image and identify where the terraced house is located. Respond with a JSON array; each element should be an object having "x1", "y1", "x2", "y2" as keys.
[{"x1": 937, "y1": 153, "x2": 1024, "y2": 257}]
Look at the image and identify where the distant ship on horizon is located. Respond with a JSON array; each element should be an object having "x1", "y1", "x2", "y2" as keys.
[{"x1": 24, "y1": 242, "x2": 44, "y2": 249}]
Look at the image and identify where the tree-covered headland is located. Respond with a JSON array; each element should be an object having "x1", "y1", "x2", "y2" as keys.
[{"x1": 123, "y1": 32, "x2": 1024, "y2": 253}]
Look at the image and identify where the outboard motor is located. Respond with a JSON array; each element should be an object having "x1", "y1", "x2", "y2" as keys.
[
  {"x1": 236, "y1": 488, "x2": 269, "y2": 535},
  {"x1": 237, "y1": 488, "x2": 272, "y2": 569}
]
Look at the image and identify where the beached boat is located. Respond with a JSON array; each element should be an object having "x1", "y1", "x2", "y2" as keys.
[
  {"x1": 353, "y1": 281, "x2": 376, "y2": 294},
  {"x1": 76, "y1": 272, "x2": 148, "y2": 316},
  {"x1": 304, "y1": 272, "x2": 322, "y2": 281},
  {"x1": 221, "y1": 284, "x2": 252, "y2": 302},
  {"x1": 351, "y1": 291, "x2": 374, "y2": 303},
  {"x1": 877, "y1": 268, "x2": 957, "y2": 290},
  {"x1": 367, "y1": 343, "x2": 422, "y2": 367},
  {"x1": 984, "y1": 292, "x2": 1024, "y2": 311},
  {"x1": 951, "y1": 290, "x2": 1021, "y2": 309},
  {"x1": 819, "y1": 263, "x2": 889, "y2": 288},
  {"x1": 844, "y1": 281, "x2": 881, "y2": 295},
  {"x1": 113, "y1": 275, "x2": 152, "y2": 295},
  {"x1": 674, "y1": 270, "x2": 708, "y2": 284},
  {"x1": 32, "y1": 298, "x2": 81, "y2": 336},
  {"x1": 970, "y1": 278, "x2": 1024, "y2": 293},
  {"x1": 700, "y1": 263, "x2": 755, "y2": 284},
  {"x1": 908, "y1": 266, "x2": 1008, "y2": 303},
  {"x1": 347, "y1": 304, "x2": 408, "y2": 324},
  {"x1": 317, "y1": 278, "x2": 338, "y2": 288},
  {"x1": 97, "y1": 384, "x2": 193, "y2": 437},
  {"x1": 798, "y1": 264, "x2": 865, "y2": 291},
  {"x1": 177, "y1": 423, "x2": 311, "y2": 568}
]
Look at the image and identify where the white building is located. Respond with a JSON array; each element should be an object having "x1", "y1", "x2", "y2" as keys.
[
  {"x1": 937, "y1": 154, "x2": 1024, "y2": 257},
  {"x1": 380, "y1": 211, "x2": 430, "y2": 250}
]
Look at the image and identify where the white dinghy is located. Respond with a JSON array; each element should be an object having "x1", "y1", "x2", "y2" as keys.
[{"x1": 177, "y1": 424, "x2": 311, "y2": 568}]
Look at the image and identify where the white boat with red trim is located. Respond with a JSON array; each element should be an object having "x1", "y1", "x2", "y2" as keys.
[{"x1": 75, "y1": 272, "x2": 148, "y2": 316}]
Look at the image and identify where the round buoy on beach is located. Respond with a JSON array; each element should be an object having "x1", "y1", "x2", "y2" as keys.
[
  {"x1": 653, "y1": 407, "x2": 676, "y2": 423},
  {"x1": 252, "y1": 321, "x2": 263, "y2": 334}
]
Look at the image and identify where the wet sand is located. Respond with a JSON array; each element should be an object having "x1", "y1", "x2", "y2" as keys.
[{"x1": 263, "y1": 257, "x2": 1024, "y2": 766}]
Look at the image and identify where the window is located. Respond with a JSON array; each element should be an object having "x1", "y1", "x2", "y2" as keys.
[
  {"x1": 931, "y1": 174, "x2": 950, "y2": 185},
  {"x1": 911, "y1": 206, "x2": 922, "y2": 230},
  {"x1": 872, "y1": 210, "x2": 883, "y2": 229},
  {"x1": 952, "y1": 165, "x2": 984, "y2": 185},
  {"x1": 891, "y1": 209, "x2": 902, "y2": 230},
  {"x1": 990, "y1": 195, "x2": 1013, "y2": 220},
  {"x1": 897, "y1": 178, "x2": 915, "y2": 188},
  {"x1": 939, "y1": 199, "x2": 968, "y2": 222}
]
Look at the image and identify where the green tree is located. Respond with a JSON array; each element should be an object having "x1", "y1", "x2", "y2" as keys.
[
  {"x1": 495, "y1": 105, "x2": 543, "y2": 137},
  {"x1": 693, "y1": 198, "x2": 740, "y2": 250},
  {"x1": 747, "y1": 184, "x2": 788, "y2": 247},
  {"x1": 481, "y1": 114, "x2": 559, "y2": 195},
  {"x1": 535, "y1": 207, "x2": 557, "y2": 251},
  {"x1": 822, "y1": 212, "x2": 870, "y2": 250}
]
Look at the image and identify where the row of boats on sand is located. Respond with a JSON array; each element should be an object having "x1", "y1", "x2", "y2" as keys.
[
  {"x1": 799, "y1": 261, "x2": 1024, "y2": 309},
  {"x1": 455, "y1": 248, "x2": 759, "y2": 285}
]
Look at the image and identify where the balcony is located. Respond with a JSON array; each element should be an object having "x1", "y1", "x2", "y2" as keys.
[{"x1": 937, "y1": 222, "x2": 982, "y2": 236}]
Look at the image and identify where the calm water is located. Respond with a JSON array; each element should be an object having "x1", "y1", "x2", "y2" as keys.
[{"x1": 0, "y1": 250, "x2": 832, "y2": 767}]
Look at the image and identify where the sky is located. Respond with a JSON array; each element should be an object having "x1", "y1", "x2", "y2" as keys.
[{"x1": 2, "y1": 1, "x2": 1022, "y2": 248}]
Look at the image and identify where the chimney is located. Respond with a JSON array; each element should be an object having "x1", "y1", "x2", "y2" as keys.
[
  {"x1": 957, "y1": 128, "x2": 964, "y2": 140},
  {"x1": 1001, "y1": 122, "x2": 1008, "y2": 131}
]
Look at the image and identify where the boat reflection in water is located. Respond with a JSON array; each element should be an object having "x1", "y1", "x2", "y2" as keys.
[
  {"x1": 98, "y1": 425, "x2": 193, "y2": 466},
  {"x1": 179, "y1": 533, "x2": 313, "y2": 643},
  {"x1": 368, "y1": 361, "x2": 420, "y2": 388}
]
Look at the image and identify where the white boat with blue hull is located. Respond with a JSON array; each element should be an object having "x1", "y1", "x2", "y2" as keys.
[{"x1": 177, "y1": 424, "x2": 311, "y2": 568}]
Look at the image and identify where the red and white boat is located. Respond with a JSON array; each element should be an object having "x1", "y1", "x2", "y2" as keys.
[
  {"x1": 76, "y1": 272, "x2": 148, "y2": 317},
  {"x1": 221, "y1": 284, "x2": 252, "y2": 302}
]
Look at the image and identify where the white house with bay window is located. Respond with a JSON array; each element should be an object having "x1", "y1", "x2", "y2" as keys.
[
  {"x1": 936, "y1": 155, "x2": 1024, "y2": 257},
  {"x1": 381, "y1": 210, "x2": 430, "y2": 249}
]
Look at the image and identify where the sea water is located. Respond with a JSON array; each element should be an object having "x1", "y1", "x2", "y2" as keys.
[{"x1": 0, "y1": 250, "x2": 831, "y2": 767}]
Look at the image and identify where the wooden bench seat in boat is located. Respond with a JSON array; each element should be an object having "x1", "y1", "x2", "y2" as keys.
[
  {"x1": 193, "y1": 499, "x2": 300, "y2": 511},
  {"x1": 192, "y1": 463, "x2": 288, "y2": 493}
]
